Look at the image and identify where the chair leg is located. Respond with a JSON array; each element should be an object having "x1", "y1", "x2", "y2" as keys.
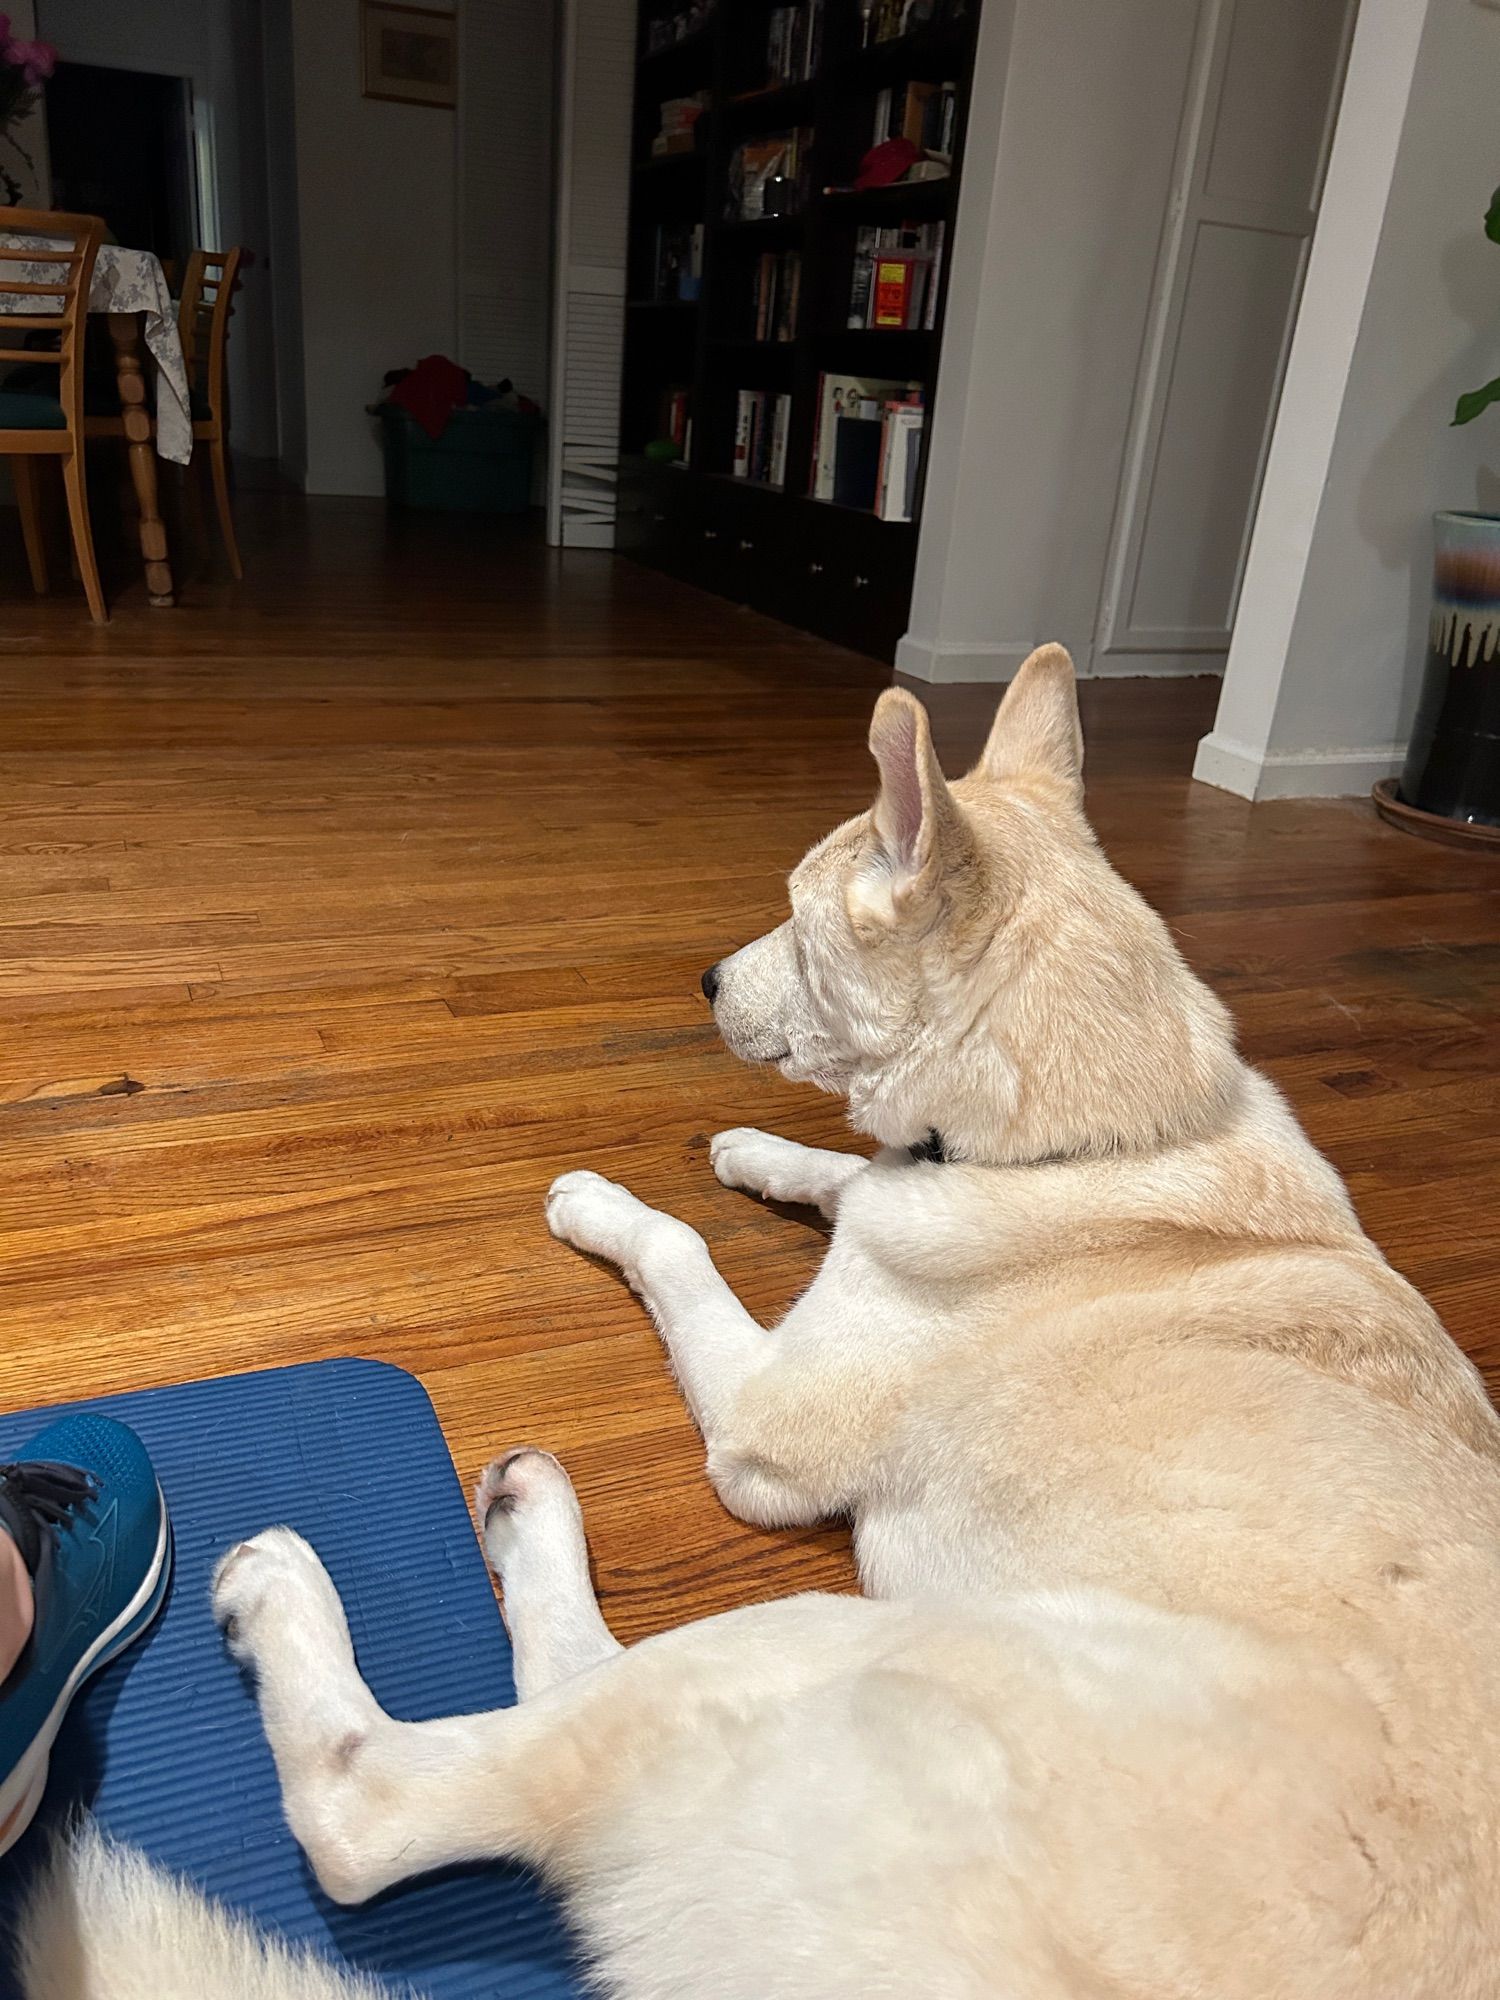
[
  {"x1": 208, "y1": 434, "x2": 243, "y2": 580},
  {"x1": 12, "y1": 457, "x2": 48, "y2": 594},
  {"x1": 60, "y1": 448, "x2": 107, "y2": 624}
]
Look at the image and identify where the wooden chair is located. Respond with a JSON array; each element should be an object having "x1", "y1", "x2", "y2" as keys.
[
  {"x1": 82, "y1": 245, "x2": 245, "y2": 581},
  {"x1": 179, "y1": 246, "x2": 244, "y2": 579},
  {"x1": 0, "y1": 207, "x2": 107, "y2": 623}
]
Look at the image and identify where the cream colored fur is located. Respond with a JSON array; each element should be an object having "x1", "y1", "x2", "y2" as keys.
[
  {"x1": 25, "y1": 648, "x2": 1500, "y2": 1997},
  {"x1": 18, "y1": 1821, "x2": 387, "y2": 1998}
]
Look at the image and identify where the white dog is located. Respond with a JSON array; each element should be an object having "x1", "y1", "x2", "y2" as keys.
[{"x1": 22, "y1": 648, "x2": 1500, "y2": 1998}]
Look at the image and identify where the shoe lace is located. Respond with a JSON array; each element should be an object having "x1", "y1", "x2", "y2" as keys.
[{"x1": 0, "y1": 1461, "x2": 97, "y2": 1572}]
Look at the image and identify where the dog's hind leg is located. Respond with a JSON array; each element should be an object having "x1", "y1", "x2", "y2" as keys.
[
  {"x1": 709, "y1": 1128, "x2": 868, "y2": 1220},
  {"x1": 213, "y1": 1525, "x2": 608, "y2": 1903},
  {"x1": 213, "y1": 1528, "x2": 899, "y2": 1916},
  {"x1": 477, "y1": 1448, "x2": 622, "y2": 1699}
]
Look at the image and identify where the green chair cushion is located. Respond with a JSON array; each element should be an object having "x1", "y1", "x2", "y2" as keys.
[{"x1": 0, "y1": 388, "x2": 65, "y2": 430}]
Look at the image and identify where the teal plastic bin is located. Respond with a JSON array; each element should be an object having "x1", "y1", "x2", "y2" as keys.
[{"x1": 375, "y1": 404, "x2": 540, "y2": 513}]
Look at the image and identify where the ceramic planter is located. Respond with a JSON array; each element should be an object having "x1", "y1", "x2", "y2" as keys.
[{"x1": 1397, "y1": 510, "x2": 1500, "y2": 829}]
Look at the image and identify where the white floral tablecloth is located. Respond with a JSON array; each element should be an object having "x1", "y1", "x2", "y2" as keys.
[{"x1": 0, "y1": 239, "x2": 191, "y2": 463}]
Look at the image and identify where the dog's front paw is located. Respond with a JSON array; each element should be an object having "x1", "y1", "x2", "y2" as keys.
[
  {"x1": 546, "y1": 1170, "x2": 658, "y2": 1267},
  {"x1": 710, "y1": 1127, "x2": 797, "y2": 1200}
]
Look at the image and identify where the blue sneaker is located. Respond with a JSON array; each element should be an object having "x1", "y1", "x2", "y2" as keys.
[{"x1": 0, "y1": 1415, "x2": 170, "y2": 1855}]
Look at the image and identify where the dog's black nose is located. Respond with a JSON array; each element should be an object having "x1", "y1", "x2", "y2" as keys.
[{"x1": 700, "y1": 963, "x2": 722, "y2": 1005}]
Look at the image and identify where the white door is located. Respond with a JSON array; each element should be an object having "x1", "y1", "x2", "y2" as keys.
[
  {"x1": 546, "y1": 0, "x2": 633, "y2": 547},
  {"x1": 1093, "y1": 0, "x2": 1355, "y2": 677}
]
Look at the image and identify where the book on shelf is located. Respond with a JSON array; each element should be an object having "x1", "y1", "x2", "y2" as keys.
[
  {"x1": 654, "y1": 221, "x2": 704, "y2": 302},
  {"x1": 726, "y1": 127, "x2": 812, "y2": 219},
  {"x1": 810, "y1": 373, "x2": 923, "y2": 505},
  {"x1": 751, "y1": 249, "x2": 801, "y2": 341},
  {"x1": 661, "y1": 386, "x2": 692, "y2": 452},
  {"x1": 876, "y1": 401, "x2": 924, "y2": 520},
  {"x1": 733, "y1": 388, "x2": 793, "y2": 486},
  {"x1": 847, "y1": 220, "x2": 944, "y2": 329},
  {"x1": 651, "y1": 90, "x2": 708, "y2": 157},
  {"x1": 871, "y1": 78, "x2": 956, "y2": 151}
]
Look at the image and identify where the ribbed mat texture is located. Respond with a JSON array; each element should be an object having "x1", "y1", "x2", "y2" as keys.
[{"x1": 0, "y1": 1358, "x2": 581, "y2": 1998}]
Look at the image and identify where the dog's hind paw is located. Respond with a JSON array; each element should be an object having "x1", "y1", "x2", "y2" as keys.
[
  {"x1": 212, "y1": 1527, "x2": 349, "y2": 1672},
  {"x1": 476, "y1": 1448, "x2": 579, "y2": 1568}
]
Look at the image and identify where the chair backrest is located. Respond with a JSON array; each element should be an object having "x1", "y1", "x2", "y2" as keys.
[
  {"x1": 178, "y1": 246, "x2": 242, "y2": 429},
  {"x1": 0, "y1": 207, "x2": 104, "y2": 435}
]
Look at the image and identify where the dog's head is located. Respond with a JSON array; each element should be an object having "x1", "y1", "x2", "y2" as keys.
[{"x1": 701, "y1": 645, "x2": 1238, "y2": 1164}]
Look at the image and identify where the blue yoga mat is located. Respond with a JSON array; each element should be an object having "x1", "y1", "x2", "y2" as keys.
[{"x1": 0, "y1": 1358, "x2": 582, "y2": 1998}]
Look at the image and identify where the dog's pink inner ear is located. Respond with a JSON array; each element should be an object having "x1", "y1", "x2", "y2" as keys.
[{"x1": 871, "y1": 698, "x2": 929, "y2": 867}]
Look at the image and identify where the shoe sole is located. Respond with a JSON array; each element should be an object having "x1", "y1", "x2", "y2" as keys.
[{"x1": 0, "y1": 1482, "x2": 172, "y2": 1858}]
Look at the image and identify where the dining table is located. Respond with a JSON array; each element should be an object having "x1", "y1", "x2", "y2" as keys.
[{"x1": 0, "y1": 236, "x2": 191, "y2": 607}]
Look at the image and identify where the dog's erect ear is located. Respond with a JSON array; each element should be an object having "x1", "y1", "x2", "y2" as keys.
[
  {"x1": 976, "y1": 643, "x2": 1083, "y2": 799},
  {"x1": 858, "y1": 688, "x2": 960, "y2": 923}
]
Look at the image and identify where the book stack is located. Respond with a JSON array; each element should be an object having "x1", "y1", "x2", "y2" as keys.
[
  {"x1": 733, "y1": 389, "x2": 793, "y2": 486},
  {"x1": 654, "y1": 222, "x2": 705, "y2": 302},
  {"x1": 726, "y1": 128, "x2": 812, "y2": 219},
  {"x1": 809, "y1": 372, "x2": 924, "y2": 519},
  {"x1": 651, "y1": 91, "x2": 709, "y2": 156},
  {"x1": 763, "y1": 0, "x2": 823, "y2": 85},
  {"x1": 871, "y1": 79, "x2": 957, "y2": 154},
  {"x1": 848, "y1": 221, "x2": 944, "y2": 330},
  {"x1": 751, "y1": 250, "x2": 801, "y2": 341}
]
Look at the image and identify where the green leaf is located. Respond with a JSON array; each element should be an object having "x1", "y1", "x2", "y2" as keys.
[
  {"x1": 1453, "y1": 375, "x2": 1500, "y2": 426},
  {"x1": 1486, "y1": 186, "x2": 1500, "y2": 244}
]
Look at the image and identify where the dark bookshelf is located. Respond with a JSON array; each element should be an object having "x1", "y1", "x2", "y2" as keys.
[{"x1": 617, "y1": 0, "x2": 981, "y2": 661}]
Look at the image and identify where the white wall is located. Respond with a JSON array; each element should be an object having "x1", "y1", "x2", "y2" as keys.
[
  {"x1": 1198, "y1": 0, "x2": 1500, "y2": 800},
  {"x1": 899, "y1": 0, "x2": 1202, "y2": 683},
  {"x1": 288, "y1": 1, "x2": 458, "y2": 497}
]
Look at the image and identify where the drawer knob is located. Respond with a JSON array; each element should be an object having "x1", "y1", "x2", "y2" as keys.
[
  {"x1": 853, "y1": 574, "x2": 870, "y2": 589},
  {"x1": 808, "y1": 560, "x2": 824, "y2": 575},
  {"x1": 738, "y1": 538, "x2": 754, "y2": 552},
  {"x1": 652, "y1": 511, "x2": 666, "y2": 524},
  {"x1": 703, "y1": 528, "x2": 719, "y2": 541}
]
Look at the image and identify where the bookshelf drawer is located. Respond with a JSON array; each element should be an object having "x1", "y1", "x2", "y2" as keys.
[{"x1": 780, "y1": 511, "x2": 916, "y2": 654}]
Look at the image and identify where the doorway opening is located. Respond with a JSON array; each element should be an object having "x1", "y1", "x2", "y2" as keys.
[{"x1": 45, "y1": 61, "x2": 198, "y2": 281}]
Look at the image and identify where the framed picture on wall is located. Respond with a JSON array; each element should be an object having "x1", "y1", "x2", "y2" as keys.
[{"x1": 361, "y1": 2, "x2": 457, "y2": 109}]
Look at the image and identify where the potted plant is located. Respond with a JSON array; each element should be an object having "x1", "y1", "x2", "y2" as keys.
[{"x1": 0, "y1": 17, "x2": 55, "y2": 207}]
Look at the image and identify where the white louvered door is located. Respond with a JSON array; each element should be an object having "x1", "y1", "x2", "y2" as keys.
[{"x1": 547, "y1": 0, "x2": 633, "y2": 546}]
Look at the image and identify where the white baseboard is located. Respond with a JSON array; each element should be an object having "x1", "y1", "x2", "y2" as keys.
[
  {"x1": 894, "y1": 635, "x2": 1034, "y2": 683},
  {"x1": 561, "y1": 519, "x2": 616, "y2": 549},
  {"x1": 1088, "y1": 651, "x2": 1225, "y2": 679},
  {"x1": 1194, "y1": 730, "x2": 1406, "y2": 800},
  {"x1": 898, "y1": 634, "x2": 1225, "y2": 684}
]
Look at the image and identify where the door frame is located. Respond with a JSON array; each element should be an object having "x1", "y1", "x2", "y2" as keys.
[{"x1": 1092, "y1": 0, "x2": 1356, "y2": 675}]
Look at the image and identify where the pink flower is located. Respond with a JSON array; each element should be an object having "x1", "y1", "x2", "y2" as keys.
[{"x1": 3, "y1": 33, "x2": 55, "y2": 84}]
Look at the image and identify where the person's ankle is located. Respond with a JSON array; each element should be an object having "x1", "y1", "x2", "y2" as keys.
[{"x1": 0, "y1": 1526, "x2": 35, "y2": 1682}]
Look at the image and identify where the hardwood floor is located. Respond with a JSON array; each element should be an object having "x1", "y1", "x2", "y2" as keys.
[{"x1": 1, "y1": 497, "x2": 1496, "y2": 1643}]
